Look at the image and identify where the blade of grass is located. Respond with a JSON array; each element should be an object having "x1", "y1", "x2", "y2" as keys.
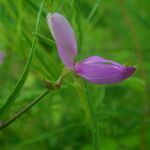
[
  {"x1": 0, "y1": 89, "x2": 50, "y2": 130},
  {"x1": 0, "y1": 0, "x2": 45, "y2": 118}
]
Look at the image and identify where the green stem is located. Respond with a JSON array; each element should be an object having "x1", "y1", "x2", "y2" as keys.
[
  {"x1": 0, "y1": 90, "x2": 50, "y2": 130},
  {"x1": 0, "y1": 0, "x2": 45, "y2": 118},
  {"x1": 27, "y1": 0, "x2": 47, "y2": 17},
  {"x1": 32, "y1": 32, "x2": 55, "y2": 46},
  {"x1": 85, "y1": 83, "x2": 100, "y2": 150}
]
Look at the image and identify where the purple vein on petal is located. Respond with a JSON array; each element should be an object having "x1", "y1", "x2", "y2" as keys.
[{"x1": 47, "y1": 13, "x2": 77, "y2": 69}]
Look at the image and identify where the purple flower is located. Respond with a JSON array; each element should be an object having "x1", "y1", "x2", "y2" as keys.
[
  {"x1": 47, "y1": 13, "x2": 136, "y2": 84},
  {"x1": 0, "y1": 52, "x2": 5, "y2": 64}
]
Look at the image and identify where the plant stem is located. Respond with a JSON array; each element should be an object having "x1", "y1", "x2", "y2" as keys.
[
  {"x1": 84, "y1": 83, "x2": 100, "y2": 150},
  {"x1": 0, "y1": 0, "x2": 45, "y2": 118},
  {"x1": 32, "y1": 32, "x2": 55, "y2": 46},
  {"x1": 27, "y1": 0, "x2": 47, "y2": 17},
  {"x1": 0, "y1": 90, "x2": 50, "y2": 130}
]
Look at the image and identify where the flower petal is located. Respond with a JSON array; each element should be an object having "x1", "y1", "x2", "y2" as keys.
[
  {"x1": 47, "y1": 13, "x2": 77, "y2": 69},
  {"x1": 79, "y1": 56, "x2": 122, "y2": 67},
  {"x1": 75, "y1": 56, "x2": 136, "y2": 84}
]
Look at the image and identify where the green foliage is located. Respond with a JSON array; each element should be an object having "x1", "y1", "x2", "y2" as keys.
[{"x1": 0, "y1": 0, "x2": 149, "y2": 149}]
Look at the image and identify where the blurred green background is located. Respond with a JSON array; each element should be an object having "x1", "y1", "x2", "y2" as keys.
[{"x1": 0, "y1": 0, "x2": 150, "y2": 149}]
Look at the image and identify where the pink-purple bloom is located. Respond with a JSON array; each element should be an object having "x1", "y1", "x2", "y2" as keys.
[
  {"x1": 47, "y1": 13, "x2": 136, "y2": 84},
  {"x1": 0, "y1": 52, "x2": 5, "y2": 64}
]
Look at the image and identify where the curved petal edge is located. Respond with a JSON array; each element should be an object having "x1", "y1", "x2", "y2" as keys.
[
  {"x1": 75, "y1": 56, "x2": 136, "y2": 84},
  {"x1": 47, "y1": 13, "x2": 77, "y2": 69}
]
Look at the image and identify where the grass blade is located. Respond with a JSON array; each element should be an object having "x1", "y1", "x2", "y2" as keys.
[
  {"x1": 0, "y1": 90, "x2": 49, "y2": 130},
  {"x1": 0, "y1": 0, "x2": 45, "y2": 118}
]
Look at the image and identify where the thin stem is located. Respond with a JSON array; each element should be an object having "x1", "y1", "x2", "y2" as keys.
[
  {"x1": 27, "y1": 0, "x2": 47, "y2": 17},
  {"x1": 0, "y1": 0, "x2": 45, "y2": 118},
  {"x1": 32, "y1": 32, "x2": 55, "y2": 46},
  {"x1": 84, "y1": 83, "x2": 100, "y2": 150},
  {"x1": 0, "y1": 90, "x2": 50, "y2": 130}
]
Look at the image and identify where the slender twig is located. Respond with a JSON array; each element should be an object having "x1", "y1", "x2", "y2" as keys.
[
  {"x1": 0, "y1": 90, "x2": 50, "y2": 130},
  {"x1": 0, "y1": 0, "x2": 45, "y2": 118}
]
